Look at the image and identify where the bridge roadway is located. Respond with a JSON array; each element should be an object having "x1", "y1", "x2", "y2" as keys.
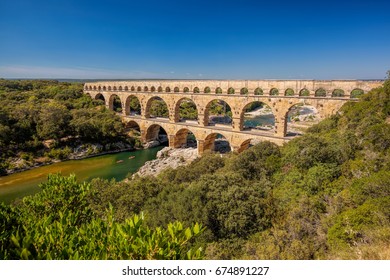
[{"x1": 84, "y1": 79, "x2": 382, "y2": 154}]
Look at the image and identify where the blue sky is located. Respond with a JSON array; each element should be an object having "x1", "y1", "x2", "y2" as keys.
[{"x1": 0, "y1": 0, "x2": 389, "y2": 79}]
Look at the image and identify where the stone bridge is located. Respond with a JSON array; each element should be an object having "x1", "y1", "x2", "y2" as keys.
[{"x1": 84, "y1": 80, "x2": 382, "y2": 154}]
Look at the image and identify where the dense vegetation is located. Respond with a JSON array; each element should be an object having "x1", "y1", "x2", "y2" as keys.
[
  {"x1": 0, "y1": 80, "x2": 128, "y2": 175},
  {"x1": 1, "y1": 77, "x2": 389, "y2": 259}
]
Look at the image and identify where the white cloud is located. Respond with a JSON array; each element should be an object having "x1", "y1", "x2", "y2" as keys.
[{"x1": 0, "y1": 65, "x2": 163, "y2": 79}]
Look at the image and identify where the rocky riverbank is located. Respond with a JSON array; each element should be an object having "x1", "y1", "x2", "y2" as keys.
[{"x1": 133, "y1": 147, "x2": 198, "y2": 178}]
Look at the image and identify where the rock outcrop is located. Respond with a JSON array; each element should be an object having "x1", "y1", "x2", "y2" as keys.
[{"x1": 134, "y1": 147, "x2": 198, "y2": 178}]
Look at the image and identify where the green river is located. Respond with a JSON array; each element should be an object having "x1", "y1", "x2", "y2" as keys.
[{"x1": 0, "y1": 146, "x2": 163, "y2": 204}]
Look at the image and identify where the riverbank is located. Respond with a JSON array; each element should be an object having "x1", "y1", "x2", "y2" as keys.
[{"x1": 3, "y1": 141, "x2": 134, "y2": 177}]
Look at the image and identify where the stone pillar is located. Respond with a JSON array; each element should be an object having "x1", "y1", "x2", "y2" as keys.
[
  {"x1": 168, "y1": 135, "x2": 176, "y2": 148},
  {"x1": 198, "y1": 114, "x2": 207, "y2": 126},
  {"x1": 232, "y1": 117, "x2": 242, "y2": 131},
  {"x1": 197, "y1": 140, "x2": 205, "y2": 155},
  {"x1": 173, "y1": 129, "x2": 188, "y2": 148},
  {"x1": 274, "y1": 112, "x2": 287, "y2": 137}
]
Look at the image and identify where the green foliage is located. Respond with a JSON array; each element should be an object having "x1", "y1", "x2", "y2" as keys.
[
  {"x1": 70, "y1": 108, "x2": 124, "y2": 141},
  {"x1": 0, "y1": 80, "x2": 130, "y2": 170},
  {"x1": 285, "y1": 88, "x2": 294, "y2": 96},
  {"x1": 328, "y1": 197, "x2": 390, "y2": 251},
  {"x1": 179, "y1": 100, "x2": 198, "y2": 119},
  {"x1": 270, "y1": 88, "x2": 279, "y2": 96},
  {"x1": 150, "y1": 100, "x2": 169, "y2": 117},
  {"x1": 1, "y1": 175, "x2": 204, "y2": 260}
]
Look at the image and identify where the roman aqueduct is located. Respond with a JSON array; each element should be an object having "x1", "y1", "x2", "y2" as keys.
[{"x1": 84, "y1": 80, "x2": 382, "y2": 155}]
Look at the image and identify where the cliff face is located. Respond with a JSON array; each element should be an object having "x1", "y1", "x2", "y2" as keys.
[{"x1": 134, "y1": 147, "x2": 198, "y2": 178}]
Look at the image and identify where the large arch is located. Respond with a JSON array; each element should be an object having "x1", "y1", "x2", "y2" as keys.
[
  {"x1": 202, "y1": 132, "x2": 231, "y2": 154},
  {"x1": 203, "y1": 99, "x2": 233, "y2": 127},
  {"x1": 108, "y1": 94, "x2": 122, "y2": 112},
  {"x1": 173, "y1": 128, "x2": 198, "y2": 148},
  {"x1": 174, "y1": 97, "x2": 198, "y2": 122},
  {"x1": 145, "y1": 96, "x2": 170, "y2": 119},
  {"x1": 285, "y1": 103, "x2": 319, "y2": 136},
  {"x1": 240, "y1": 101, "x2": 275, "y2": 132},
  {"x1": 237, "y1": 139, "x2": 252, "y2": 153},
  {"x1": 95, "y1": 93, "x2": 105, "y2": 103},
  {"x1": 144, "y1": 124, "x2": 169, "y2": 145},
  {"x1": 125, "y1": 95, "x2": 141, "y2": 116},
  {"x1": 124, "y1": 120, "x2": 141, "y2": 136}
]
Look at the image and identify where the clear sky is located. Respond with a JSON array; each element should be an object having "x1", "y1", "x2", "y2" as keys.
[{"x1": 0, "y1": 0, "x2": 389, "y2": 79}]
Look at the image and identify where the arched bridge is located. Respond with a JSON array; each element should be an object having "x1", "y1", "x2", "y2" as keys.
[{"x1": 84, "y1": 80, "x2": 382, "y2": 155}]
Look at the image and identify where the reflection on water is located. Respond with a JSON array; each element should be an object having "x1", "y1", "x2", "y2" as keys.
[{"x1": 0, "y1": 146, "x2": 163, "y2": 204}]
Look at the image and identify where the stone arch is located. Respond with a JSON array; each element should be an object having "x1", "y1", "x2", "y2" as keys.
[
  {"x1": 227, "y1": 87, "x2": 235, "y2": 94},
  {"x1": 144, "y1": 86, "x2": 149, "y2": 92},
  {"x1": 158, "y1": 86, "x2": 163, "y2": 92},
  {"x1": 108, "y1": 86, "x2": 112, "y2": 91},
  {"x1": 240, "y1": 101, "x2": 275, "y2": 132},
  {"x1": 204, "y1": 86, "x2": 211, "y2": 93},
  {"x1": 108, "y1": 94, "x2": 122, "y2": 112},
  {"x1": 124, "y1": 86, "x2": 128, "y2": 91},
  {"x1": 315, "y1": 88, "x2": 327, "y2": 97},
  {"x1": 174, "y1": 86, "x2": 180, "y2": 92},
  {"x1": 193, "y1": 87, "x2": 200, "y2": 93},
  {"x1": 270, "y1": 88, "x2": 279, "y2": 96},
  {"x1": 125, "y1": 95, "x2": 141, "y2": 116},
  {"x1": 137, "y1": 86, "x2": 142, "y2": 92},
  {"x1": 98, "y1": 86, "x2": 102, "y2": 91},
  {"x1": 285, "y1": 88, "x2": 294, "y2": 96},
  {"x1": 202, "y1": 132, "x2": 231, "y2": 154},
  {"x1": 95, "y1": 93, "x2": 105, "y2": 104},
  {"x1": 145, "y1": 96, "x2": 170, "y2": 118},
  {"x1": 118, "y1": 86, "x2": 123, "y2": 91},
  {"x1": 240, "y1": 87, "x2": 249, "y2": 95},
  {"x1": 165, "y1": 87, "x2": 171, "y2": 93},
  {"x1": 216, "y1": 87, "x2": 222, "y2": 94},
  {"x1": 285, "y1": 102, "x2": 320, "y2": 136},
  {"x1": 237, "y1": 139, "x2": 252, "y2": 153},
  {"x1": 151, "y1": 86, "x2": 156, "y2": 92},
  {"x1": 124, "y1": 120, "x2": 141, "y2": 137},
  {"x1": 183, "y1": 87, "x2": 189, "y2": 93},
  {"x1": 254, "y1": 87, "x2": 263, "y2": 95},
  {"x1": 131, "y1": 86, "x2": 135, "y2": 91},
  {"x1": 299, "y1": 88, "x2": 310, "y2": 96},
  {"x1": 173, "y1": 128, "x2": 198, "y2": 148},
  {"x1": 103, "y1": 86, "x2": 107, "y2": 91},
  {"x1": 174, "y1": 97, "x2": 198, "y2": 122},
  {"x1": 93, "y1": 86, "x2": 97, "y2": 90},
  {"x1": 113, "y1": 86, "x2": 117, "y2": 91},
  {"x1": 351, "y1": 88, "x2": 364, "y2": 98},
  {"x1": 332, "y1": 89, "x2": 345, "y2": 97},
  {"x1": 204, "y1": 99, "x2": 233, "y2": 127},
  {"x1": 144, "y1": 123, "x2": 169, "y2": 144}
]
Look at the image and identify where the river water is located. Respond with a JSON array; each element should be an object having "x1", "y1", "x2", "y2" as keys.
[{"x1": 0, "y1": 146, "x2": 163, "y2": 204}]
